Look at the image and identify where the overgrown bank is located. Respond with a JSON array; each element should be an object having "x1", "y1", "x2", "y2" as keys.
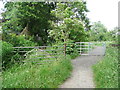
[
  {"x1": 3, "y1": 55, "x2": 72, "y2": 88},
  {"x1": 2, "y1": 39, "x2": 79, "y2": 88},
  {"x1": 93, "y1": 46, "x2": 118, "y2": 88}
]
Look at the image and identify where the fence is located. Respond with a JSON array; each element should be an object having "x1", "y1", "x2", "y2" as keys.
[
  {"x1": 12, "y1": 45, "x2": 65, "y2": 64},
  {"x1": 12, "y1": 42, "x2": 106, "y2": 64},
  {"x1": 75, "y1": 42, "x2": 93, "y2": 55},
  {"x1": 75, "y1": 42, "x2": 106, "y2": 55}
]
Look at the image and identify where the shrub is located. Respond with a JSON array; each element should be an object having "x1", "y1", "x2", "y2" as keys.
[
  {"x1": 66, "y1": 43, "x2": 79, "y2": 59},
  {"x1": 3, "y1": 33, "x2": 37, "y2": 47},
  {"x1": 1, "y1": 41, "x2": 14, "y2": 69},
  {"x1": 2, "y1": 33, "x2": 38, "y2": 66},
  {"x1": 1, "y1": 41, "x2": 24, "y2": 69}
]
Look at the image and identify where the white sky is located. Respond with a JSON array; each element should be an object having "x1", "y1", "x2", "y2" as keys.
[
  {"x1": 86, "y1": 0, "x2": 119, "y2": 30},
  {"x1": 0, "y1": 0, "x2": 119, "y2": 30},
  {"x1": 0, "y1": 1, "x2": 4, "y2": 18}
]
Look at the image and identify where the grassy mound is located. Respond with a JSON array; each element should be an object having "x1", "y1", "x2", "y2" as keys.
[
  {"x1": 3, "y1": 55, "x2": 72, "y2": 88},
  {"x1": 93, "y1": 47, "x2": 118, "y2": 88}
]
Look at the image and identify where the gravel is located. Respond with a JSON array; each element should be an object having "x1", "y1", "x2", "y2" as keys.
[{"x1": 60, "y1": 46, "x2": 105, "y2": 88}]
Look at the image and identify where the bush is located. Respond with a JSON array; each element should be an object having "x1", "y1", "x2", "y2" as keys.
[
  {"x1": 3, "y1": 55, "x2": 72, "y2": 88},
  {"x1": 93, "y1": 46, "x2": 118, "y2": 88},
  {"x1": 3, "y1": 33, "x2": 37, "y2": 47},
  {"x1": 66, "y1": 43, "x2": 79, "y2": 59},
  {"x1": 1, "y1": 41, "x2": 14, "y2": 69},
  {"x1": 2, "y1": 34, "x2": 38, "y2": 66},
  {"x1": 1, "y1": 41, "x2": 24, "y2": 69}
]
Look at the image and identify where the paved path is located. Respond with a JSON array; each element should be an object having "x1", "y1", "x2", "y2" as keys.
[{"x1": 60, "y1": 46, "x2": 105, "y2": 88}]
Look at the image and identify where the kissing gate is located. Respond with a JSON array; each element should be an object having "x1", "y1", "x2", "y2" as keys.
[{"x1": 75, "y1": 42, "x2": 106, "y2": 56}]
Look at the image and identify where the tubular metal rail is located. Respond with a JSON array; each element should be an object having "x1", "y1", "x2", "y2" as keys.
[
  {"x1": 12, "y1": 42, "x2": 106, "y2": 64},
  {"x1": 75, "y1": 42, "x2": 106, "y2": 56},
  {"x1": 12, "y1": 45, "x2": 65, "y2": 64}
]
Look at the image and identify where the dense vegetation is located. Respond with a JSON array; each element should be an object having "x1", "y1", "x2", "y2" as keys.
[
  {"x1": 1, "y1": 1, "x2": 90, "y2": 88},
  {"x1": 1, "y1": 41, "x2": 14, "y2": 69},
  {"x1": 2, "y1": 1, "x2": 90, "y2": 45},
  {"x1": 89, "y1": 21, "x2": 118, "y2": 41},
  {"x1": 93, "y1": 46, "x2": 118, "y2": 88},
  {"x1": 1, "y1": 0, "x2": 119, "y2": 88}
]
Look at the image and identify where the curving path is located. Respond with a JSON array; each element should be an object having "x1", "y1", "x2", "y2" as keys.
[{"x1": 60, "y1": 46, "x2": 105, "y2": 88}]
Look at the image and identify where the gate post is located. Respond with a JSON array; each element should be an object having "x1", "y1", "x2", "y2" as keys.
[
  {"x1": 80, "y1": 42, "x2": 81, "y2": 55},
  {"x1": 103, "y1": 42, "x2": 106, "y2": 55},
  {"x1": 88, "y1": 42, "x2": 90, "y2": 55},
  {"x1": 64, "y1": 43, "x2": 66, "y2": 56}
]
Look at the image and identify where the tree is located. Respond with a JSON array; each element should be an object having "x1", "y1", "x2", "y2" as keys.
[
  {"x1": 48, "y1": 2, "x2": 89, "y2": 43},
  {"x1": 89, "y1": 21, "x2": 108, "y2": 41},
  {"x1": 2, "y1": 2, "x2": 56, "y2": 45},
  {"x1": 108, "y1": 27, "x2": 119, "y2": 41}
]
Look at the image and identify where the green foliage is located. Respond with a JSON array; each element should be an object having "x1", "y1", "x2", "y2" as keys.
[
  {"x1": 70, "y1": 1, "x2": 91, "y2": 30},
  {"x1": 89, "y1": 21, "x2": 108, "y2": 41},
  {"x1": 93, "y1": 47, "x2": 118, "y2": 88},
  {"x1": 48, "y1": 2, "x2": 89, "y2": 43},
  {"x1": 3, "y1": 33, "x2": 37, "y2": 47},
  {"x1": 2, "y1": 2, "x2": 56, "y2": 45},
  {"x1": 50, "y1": 41, "x2": 79, "y2": 59},
  {"x1": 108, "y1": 27, "x2": 119, "y2": 41},
  {"x1": 89, "y1": 22, "x2": 118, "y2": 42},
  {"x1": 1, "y1": 41, "x2": 14, "y2": 69},
  {"x1": 2, "y1": 33, "x2": 37, "y2": 69},
  {"x1": 66, "y1": 43, "x2": 79, "y2": 59},
  {"x1": 2, "y1": 2, "x2": 90, "y2": 44},
  {"x1": 0, "y1": 72, "x2": 1, "y2": 90},
  {"x1": 3, "y1": 55, "x2": 72, "y2": 88},
  {"x1": 1, "y1": 41, "x2": 23, "y2": 69}
]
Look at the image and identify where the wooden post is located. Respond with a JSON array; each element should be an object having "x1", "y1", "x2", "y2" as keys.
[
  {"x1": 64, "y1": 43, "x2": 66, "y2": 56},
  {"x1": 64, "y1": 36, "x2": 67, "y2": 56}
]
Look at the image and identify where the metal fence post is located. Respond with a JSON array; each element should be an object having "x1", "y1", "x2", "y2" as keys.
[{"x1": 80, "y1": 42, "x2": 81, "y2": 55}]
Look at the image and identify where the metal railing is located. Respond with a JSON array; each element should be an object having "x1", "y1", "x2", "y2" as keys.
[
  {"x1": 12, "y1": 42, "x2": 107, "y2": 64},
  {"x1": 12, "y1": 45, "x2": 65, "y2": 64},
  {"x1": 75, "y1": 42, "x2": 93, "y2": 55},
  {"x1": 75, "y1": 42, "x2": 106, "y2": 56}
]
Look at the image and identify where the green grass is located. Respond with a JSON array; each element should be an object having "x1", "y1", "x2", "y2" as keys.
[
  {"x1": 0, "y1": 72, "x2": 2, "y2": 89},
  {"x1": 3, "y1": 54, "x2": 72, "y2": 88},
  {"x1": 93, "y1": 46, "x2": 118, "y2": 88}
]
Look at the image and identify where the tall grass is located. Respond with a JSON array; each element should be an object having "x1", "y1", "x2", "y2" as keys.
[
  {"x1": 93, "y1": 46, "x2": 118, "y2": 88},
  {"x1": 3, "y1": 53, "x2": 72, "y2": 88},
  {"x1": 0, "y1": 72, "x2": 2, "y2": 89}
]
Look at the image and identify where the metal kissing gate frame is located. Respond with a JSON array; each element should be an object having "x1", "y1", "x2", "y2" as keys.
[{"x1": 75, "y1": 42, "x2": 106, "y2": 56}]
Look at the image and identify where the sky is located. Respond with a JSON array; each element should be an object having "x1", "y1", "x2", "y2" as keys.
[
  {"x1": 0, "y1": 0, "x2": 119, "y2": 30},
  {"x1": 86, "y1": 0, "x2": 119, "y2": 30},
  {"x1": 0, "y1": 1, "x2": 4, "y2": 14}
]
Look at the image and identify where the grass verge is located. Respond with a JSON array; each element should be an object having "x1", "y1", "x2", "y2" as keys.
[
  {"x1": 93, "y1": 46, "x2": 118, "y2": 88},
  {"x1": 3, "y1": 55, "x2": 72, "y2": 88}
]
